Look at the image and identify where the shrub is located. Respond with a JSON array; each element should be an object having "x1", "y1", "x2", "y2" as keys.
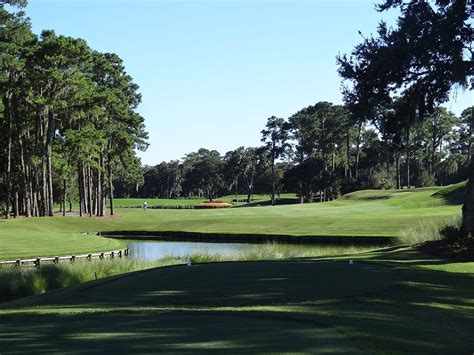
[
  {"x1": 195, "y1": 202, "x2": 232, "y2": 209},
  {"x1": 440, "y1": 217, "x2": 474, "y2": 248},
  {"x1": 340, "y1": 178, "x2": 366, "y2": 195},
  {"x1": 417, "y1": 171, "x2": 436, "y2": 187},
  {"x1": 370, "y1": 167, "x2": 396, "y2": 190}
]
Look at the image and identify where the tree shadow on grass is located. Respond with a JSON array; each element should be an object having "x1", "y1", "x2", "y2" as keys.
[{"x1": 1, "y1": 256, "x2": 473, "y2": 353}]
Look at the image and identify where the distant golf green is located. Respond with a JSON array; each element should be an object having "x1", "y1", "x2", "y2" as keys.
[
  {"x1": 1, "y1": 247, "x2": 473, "y2": 353},
  {"x1": 114, "y1": 197, "x2": 206, "y2": 207},
  {"x1": 0, "y1": 184, "x2": 463, "y2": 260}
]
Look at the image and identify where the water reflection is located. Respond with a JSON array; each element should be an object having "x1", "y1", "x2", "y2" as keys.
[{"x1": 125, "y1": 239, "x2": 382, "y2": 262}]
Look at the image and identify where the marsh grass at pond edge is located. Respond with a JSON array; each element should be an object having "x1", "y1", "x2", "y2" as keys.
[{"x1": 0, "y1": 243, "x2": 380, "y2": 303}]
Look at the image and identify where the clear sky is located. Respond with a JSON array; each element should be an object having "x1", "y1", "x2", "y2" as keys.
[{"x1": 25, "y1": 0, "x2": 472, "y2": 165}]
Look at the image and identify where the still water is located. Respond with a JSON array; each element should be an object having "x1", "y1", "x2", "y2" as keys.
[
  {"x1": 126, "y1": 240, "x2": 259, "y2": 261},
  {"x1": 125, "y1": 239, "x2": 382, "y2": 262}
]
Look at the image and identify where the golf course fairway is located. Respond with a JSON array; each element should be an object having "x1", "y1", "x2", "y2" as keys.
[{"x1": 0, "y1": 184, "x2": 464, "y2": 260}]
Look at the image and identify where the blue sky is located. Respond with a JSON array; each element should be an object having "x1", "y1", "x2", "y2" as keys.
[{"x1": 26, "y1": 0, "x2": 472, "y2": 165}]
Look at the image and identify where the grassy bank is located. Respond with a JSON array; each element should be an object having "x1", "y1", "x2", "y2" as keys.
[
  {"x1": 1, "y1": 246, "x2": 473, "y2": 353},
  {"x1": 0, "y1": 257, "x2": 181, "y2": 303},
  {"x1": 0, "y1": 243, "x2": 380, "y2": 303},
  {"x1": 0, "y1": 184, "x2": 463, "y2": 260}
]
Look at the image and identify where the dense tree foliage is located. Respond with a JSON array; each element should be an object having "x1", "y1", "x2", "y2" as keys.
[
  {"x1": 337, "y1": 0, "x2": 473, "y2": 234},
  {"x1": 1, "y1": 0, "x2": 472, "y2": 221},
  {"x1": 129, "y1": 102, "x2": 472, "y2": 204},
  {"x1": 0, "y1": 1, "x2": 147, "y2": 217}
]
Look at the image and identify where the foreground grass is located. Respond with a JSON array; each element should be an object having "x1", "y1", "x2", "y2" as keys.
[
  {"x1": 0, "y1": 243, "x2": 378, "y2": 303},
  {"x1": 1, "y1": 247, "x2": 473, "y2": 353},
  {"x1": 0, "y1": 184, "x2": 463, "y2": 260},
  {"x1": 0, "y1": 257, "x2": 182, "y2": 303}
]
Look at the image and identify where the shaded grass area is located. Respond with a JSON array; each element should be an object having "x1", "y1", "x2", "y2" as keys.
[
  {"x1": 219, "y1": 193, "x2": 299, "y2": 206},
  {"x1": 1, "y1": 247, "x2": 473, "y2": 353},
  {"x1": 0, "y1": 243, "x2": 379, "y2": 303},
  {"x1": 0, "y1": 257, "x2": 182, "y2": 303},
  {"x1": 0, "y1": 184, "x2": 463, "y2": 260}
]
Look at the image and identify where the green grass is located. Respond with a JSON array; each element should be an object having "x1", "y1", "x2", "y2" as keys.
[
  {"x1": 0, "y1": 257, "x2": 182, "y2": 303},
  {"x1": 114, "y1": 197, "x2": 206, "y2": 207},
  {"x1": 396, "y1": 215, "x2": 461, "y2": 245},
  {"x1": 0, "y1": 243, "x2": 380, "y2": 303},
  {"x1": 1, "y1": 246, "x2": 473, "y2": 353},
  {"x1": 0, "y1": 184, "x2": 463, "y2": 260},
  {"x1": 219, "y1": 193, "x2": 299, "y2": 206}
]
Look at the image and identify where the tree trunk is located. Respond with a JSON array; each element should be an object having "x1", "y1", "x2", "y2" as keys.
[
  {"x1": 355, "y1": 122, "x2": 362, "y2": 179},
  {"x1": 62, "y1": 179, "x2": 66, "y2": 217},
  {"x1": 98, "y1": 153, "x2": 104, "y2": 217},
  {"x1": 462, "y1": 149, "x2": 474, "y2": 236},
  {"x1": 235, "y1": 179, "x2": 238, "y2": 201},
  {"x1": 19, "y1": 135, "x2": 31, "y2": 217},
  {"x1": 108, "y1": 152, "x2": 114, "y2": 216},
  {"x1": 46, "y1": 110, "x2": 54, "y2": 216},
  {"x1": 78, "y1": 163, "x2": 83, "y2": 217},
  {"x1": 271, "y1": 149, "x2": 276, "y2": 206},
  {"x1": 346, "y1": 127, "x2": 352, "y2": 178},
  {"x1": 4, "y1": 98, "x2": 12, "y2": 219},
  {"x1": 87, "y1": 166, "x2": 92, "y2": 217},
  {"x1": 396, "y1": 155, "x2": 401, "y2": 189},
  {"x1": 406, "y1": 128, "x2": 410, "y2": 189},
  {"x1": 14, "y1": 192, "x2": 19, "y2": 218}
]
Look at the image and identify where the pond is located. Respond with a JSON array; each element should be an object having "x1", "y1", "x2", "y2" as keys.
[{"x1": 125, "y1": 239, "x2": 386, "y2": 262}]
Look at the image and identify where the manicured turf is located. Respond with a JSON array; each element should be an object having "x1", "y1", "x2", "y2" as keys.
[
  {"x1": 219, "y1": 193, "x2": 299, "y2": 206},
  {"x1": 1, "y1": 247, "x2": 473, "y2": 353},
  {"x1": 0, "y1": 184, "x2": 463, "y2": 260},
  {"x1": 114, "y1": 197, "x2": 206, "y2": 207}
]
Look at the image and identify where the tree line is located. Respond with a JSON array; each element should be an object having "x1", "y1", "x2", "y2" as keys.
[
  {"x1": 119, "y1": 102, "x2": 472, "y2": 205},
  {"x1": 0, "y1": 1, "x2": 147, "y2": 218},
  {"x1": 336, "y1": 0, "x2": 473, "y2": 236}
]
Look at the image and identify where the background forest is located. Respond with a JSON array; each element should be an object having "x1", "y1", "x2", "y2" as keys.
[{"x1": 119, "y1": 103, "x2": 472, "y2": 205}]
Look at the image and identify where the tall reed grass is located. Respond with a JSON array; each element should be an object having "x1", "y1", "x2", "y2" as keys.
[
  {"x1": 0, "y1": 242, "x2": 381, "y2": 303},
  {"x1": 186, "y1": 242, "x2": 380, "y2": 263},
  {"x1": 0, "y1": 257, "x2": 181, "y2": 303},
  {"x1": 396, "y1": 216, "x2": 461, "y2": 245}
]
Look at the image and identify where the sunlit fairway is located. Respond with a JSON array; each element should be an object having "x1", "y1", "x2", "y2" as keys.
[
  {"x1": 1, "y1": 247, "x2": 473, "y2": 353},
  {"x1": 113, "y1": 197, "x2": 206, "y2": 207},
  {"x1": 0, "y1": 184, "x2": 463, "y2": 260}
]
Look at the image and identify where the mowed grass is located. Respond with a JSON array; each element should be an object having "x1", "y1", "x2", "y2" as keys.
[
  {"x1": 0, "y1": 184, "x2": 463, "y2": 260},
  {"x1": 114, "y1": 197, "x2": 206, "y2": 207},
  {"x1": 1, "y1": 247, "x2": 473, "y2": 353},
  {"x1": 219, "y1": 193, "x2": 299, "y2": 206}
]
